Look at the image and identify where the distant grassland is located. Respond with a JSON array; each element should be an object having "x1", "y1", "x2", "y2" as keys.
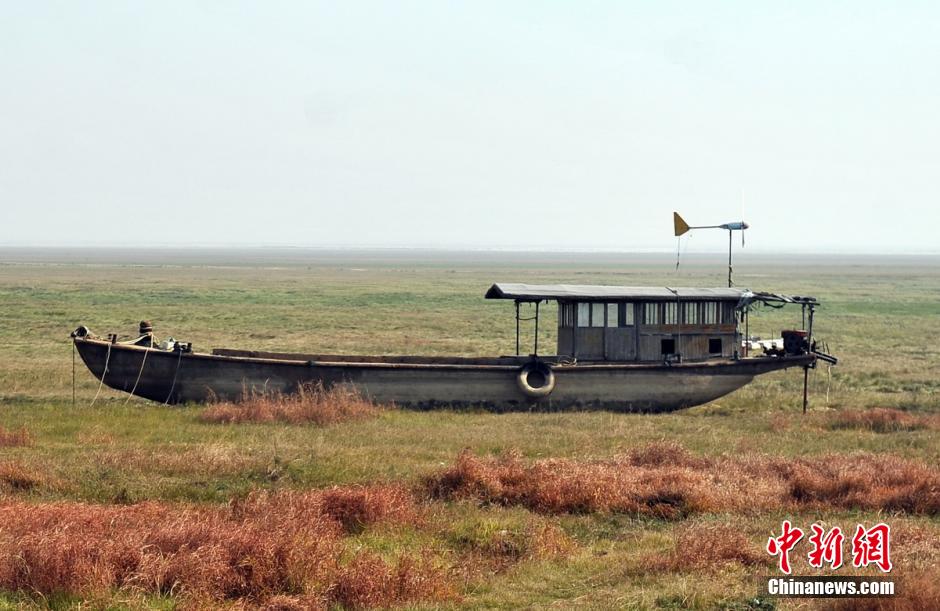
[
  {"x1": 0, "y1": 249, "x2": 938, "y2": 609},
  {"x1": 3, "y1": 249, "x2": 939, "y2": 404}
]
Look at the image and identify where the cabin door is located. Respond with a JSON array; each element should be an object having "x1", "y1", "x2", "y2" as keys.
[{"x1": 572, "y1": 303, "x2": 604, "y2": 360}]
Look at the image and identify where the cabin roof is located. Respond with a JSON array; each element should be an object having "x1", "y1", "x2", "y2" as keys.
[
  {"x1": 484, "y1": 284, "x2": 747, "y2": 301},
  {"x1": 485, "y1": 284, "x2": 818, "y2": 306}
]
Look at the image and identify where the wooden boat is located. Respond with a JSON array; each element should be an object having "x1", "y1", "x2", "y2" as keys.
[{"x1": 72, "y1": 284, "x2": 836, "y2": 412}]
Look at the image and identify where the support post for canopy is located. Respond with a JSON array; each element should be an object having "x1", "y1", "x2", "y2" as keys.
[
  {"x1": 515, "y1": 301, "x2": 520, "y2": 356},
  {"x1": 803, "y1": 303, "x2": 817, "y2": 414},
  {"x1": 807, "y1": 304, "x2": 815, "y2": 348},
  {"x1": 744, "y1": 305, "x2": 749, "y2": 356},
  {"x1": 534, "y1": 301, "x2": 540, "y2": 355}
]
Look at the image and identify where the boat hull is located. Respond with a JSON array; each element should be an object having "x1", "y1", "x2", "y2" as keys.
[{"x1": 74, "y1": 337, "x2": 813, "y2": 412}]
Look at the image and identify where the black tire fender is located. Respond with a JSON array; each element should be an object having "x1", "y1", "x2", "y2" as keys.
[{"x1": 516, "y1": 360, "x2": 556, "y2": 398}]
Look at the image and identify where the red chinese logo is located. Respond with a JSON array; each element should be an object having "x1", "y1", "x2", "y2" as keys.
[
  {"x1": 852, "y1": 523, "x2": 893, "y2": 572},
  {"x1": 767, "y1": 521, "x2": 892, "y2": 574},
  {"x1": 766, "y1": 520, "x2": 804, "y2": 574},
  {"x1": 807, "y1": 524, "x2": 844, "y2": 569}
]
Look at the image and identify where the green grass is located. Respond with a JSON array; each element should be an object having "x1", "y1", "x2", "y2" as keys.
[{"x1": 0, "y1": 249, "x2": 938, "y2": 608}]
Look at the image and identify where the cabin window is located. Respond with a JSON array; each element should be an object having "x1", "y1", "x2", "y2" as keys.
[
  {"x1": 576, "y1": 302, "x2": 609, "y2": 327},
  {"x1": 721, "y1": 303, "x2": 736, "y2": 324},
  {"x1": 643, "y1": 303, "x2": 661, "y2": 325},
  {"x1": 620, "y1": 302, "x2": 635, "y2": 326},
  {"x1": 709, "y1": 338, "x2": 723, "y2": 354},
  {"x1": 683, "y1": 302, "x2": 700, "y2": 324},
  {"x1": 577, "y1": 303, "x2": 591, "y2": 327},
  {"x1": 663, "y1": 302, "x2": 678, "y2": 325},
  {"x1": 661, "y1": 338, "x2": 676, "y2": 355},
  {"x1": 591, "y1": 303, "x2": 605, "y2": 328},
  {"x1": 703, "y1": 302, "x2": 718, "y2": 324},
  {"x1": 606, "y1": 303, "x2": 618, "y2": 327},
  {"x1": 559, "y1": 303, "x2": 575, "y2": 328}
]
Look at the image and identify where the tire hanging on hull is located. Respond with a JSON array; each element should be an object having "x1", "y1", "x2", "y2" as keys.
[{"x1": 516, "y1": 361, "x2": 556, "y2": 398}]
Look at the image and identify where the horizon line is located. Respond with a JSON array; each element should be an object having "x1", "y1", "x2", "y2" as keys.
[{"x1": 1, "y1": 244, "x2": 939, "y2": 257}]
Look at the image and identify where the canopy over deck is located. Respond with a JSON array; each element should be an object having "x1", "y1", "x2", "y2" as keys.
[
  {"x1": 485, "y1": 283, "x2": 818, "y2": 360},
  {"x1": 484, "y1": 284, "x2": 816, "y2": 306}
]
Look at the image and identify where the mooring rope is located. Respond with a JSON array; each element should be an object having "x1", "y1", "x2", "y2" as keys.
[
  {"x1": 164, "y1": 347, "x2": 183, "y2": 405},
  {"x1": 124, "y1": 335, "x2": 153, "y2": 405},
  {"x1": 90, "y1": 341, "x2": 112, "y2": 407}
]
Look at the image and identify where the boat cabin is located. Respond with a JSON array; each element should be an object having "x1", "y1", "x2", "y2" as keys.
[{"x1": 486, "y1": 284, "x2": 755, "y2": 363}]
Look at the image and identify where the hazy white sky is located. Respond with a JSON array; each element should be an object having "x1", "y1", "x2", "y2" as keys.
[{"x1": 1, "y1": 2, "x2": 938, "y2": 252}]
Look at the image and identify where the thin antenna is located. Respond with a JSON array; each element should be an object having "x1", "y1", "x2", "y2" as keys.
[
  {"x1": 675, "y1": 235, "x2": 681, "y2": 272},
  {"x1": 675, "y1": 231, "x2": 692, "y2": 274},
  {"x1": 673, "y1": 212, "x2": 749, "y2": 287}
]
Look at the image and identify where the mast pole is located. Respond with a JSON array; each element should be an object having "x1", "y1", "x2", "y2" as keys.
[{"x1": 728, "y1": 229, "x2": 733, "y2": 287}]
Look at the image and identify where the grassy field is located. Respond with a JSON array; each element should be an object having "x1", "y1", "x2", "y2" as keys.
[{"x1": 0, "y1": 248, "x2": 938, "y2": 609}]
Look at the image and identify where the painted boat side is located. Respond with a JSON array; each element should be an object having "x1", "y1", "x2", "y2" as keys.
[{"x1": 74, "y1": 337, "x2": 812, "y2": 412}]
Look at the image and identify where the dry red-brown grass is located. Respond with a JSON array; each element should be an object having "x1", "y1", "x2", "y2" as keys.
[
  {"x1": 230, "y1": 485, "x2": 422, "y2": 534},
  {"x1": 426, "y1": 443, "x2": 940, "y2": 518},
  {"x1": 0, "y1": 498, "x2": 339, "y2": 602},
  {"x1": 331, "y1": 553, "x2": 455, "y2": 610},
  {"x1": 826, "y1": 408, "x2": 940, "y2": 433},
  {"x1": 626, "y1": 441, "x2": 710, "y2": 469},
  {"x1": 647, "y1": 523, "x2": 769, "y2": 572},
  {"x1": 891, "y1": 523, "x2": 940, "y2": 568},
  {"x1": 0, "y1": 461, "x2": 44, "y2": 492},
  {"x1": 245, "y1": 554, "x2": 455, "y2": 611},
  {"x1": 319, "y1": 484, "x2": 420, "y2": 532},
  {"x1": 426, "y1": 446, "x2": 718, "y2": 518},
  {"x1": 0, "y1": 486, "x2": 448, "y2": 608},
  {"x1": 781, "y1": 453, "x2": 940, "y2": 514},
  {"x1": 200, "y1": 383, "x2": 381, "y2": 426},
  {"x1": 824, "y1": 570, "x2": 940, "y2": 611},
  {"x1": 0, "y1": 426, "x2": 32, "y2": 447}
]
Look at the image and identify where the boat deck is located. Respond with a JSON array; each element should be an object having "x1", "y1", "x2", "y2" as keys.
[{"x1": 211, "y1": 348, "x2": 565, "y2": 366}]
